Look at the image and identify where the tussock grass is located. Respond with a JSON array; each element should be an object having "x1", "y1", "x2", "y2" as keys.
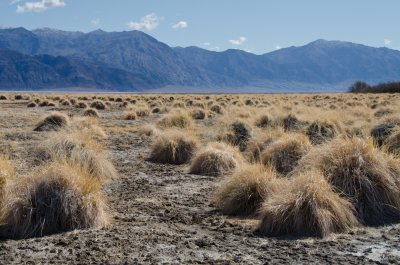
[
  {"x1": 75, "y1": 102, "x2": 88, "y2": 109},
  {"x1": 158, "y1": 111, "x2": 193, "y2": 128},
  {"x1": 226, "y1": 121, "x2": 252, "y2": 151},
  {"x1": 38, "y1": 131, "x2": 117, "y2": 182},
  {"x1": 189, "y1": 142, "x2": 243, "y2": 177},
  {"x1": 281, "y1": 114, "x2": 304, "y2": 132},
  {"x1": 0, "y1": 156, "x2": 14, "y2": 201},
  {"x1": 148, "y1": 130, "x2": 199, "y2": 165},
  {"x1": 191, "y1": 109, "x2": 206, "y2": 120},
  {"x1": 34, "y1": 112, "x2": 70, "y2": 132},
  {"x1": 370, "y1": 117, "x2": 400, "y2": 146},
  {"x1": 210, "y1": 104, "x2": 223, "y2": 114},
  {"x1": 257, "y1": 171, "x2": 358, "y2": 238},
  {"x1": 214, "y1": 163, "x2": 283, "y2": 216},
  {"x1": 27, "y1": 102, "x2": 37, "y2": 108},
  {"x1": 255, "y1": 115, "x2": 271, "y2": 128},
  {"x1": 70, "y1": 117, "x2": 107, "y2": 140},
  {"x1": 138, "y1": 124, "x2": 159, "y2": 138},
  {"x1": 383, "y1": 128, "x2": 400, "y2": 156},
  {"x1": 90, "y1": 101, "x2": 107, "y2": 110},
  {"x1": 295, "y1": 138, "x2": 400, "y2": 225},
  {"x1": 83, "y1": 108, "x2": 99, "y2": 118},
  {"x1": 306, "y1": 120, "x2": 340, "y2": 145},
  {"x1": 123, "y1": 111, "x2": 137, "y2": 120},
  {"x1": 0, "y1": 163, "x2": 109, "y2": 239},
  {"x1": 261, "y1": 134, "x2": 311, "y2": 176}
]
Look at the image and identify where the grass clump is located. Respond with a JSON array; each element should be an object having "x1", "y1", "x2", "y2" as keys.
[
  {"x1": 148, "y1": 130, "x2": 198, "y2": 165},
  {"x1": 27, "y1": 102, "x2": 37, "y2": 108},
  {"x1": 255, "y1": 115, "x2": 271, "y2": 128},
  {"x1": 210, "y1": 105, "x2": 223, "y2": 114},
  {"x1": 83, "y1": 108, "x2": 99, "y2": 118},
  {"x1": 214, "y1": 163, "x2": 282, "y2": 216},
  {"x1": 0, "y1": 156, "x2": 14, "y2": 200},
  {"x1": 257, "y1": 171, "x2": 358, "y2": 238},
  {"x1": 306, "y1": 120, "x2": 339, "y2": 145},
  {"x1": 383, "y1": 128, "x2": 400, "y2": 156},
  {"x1": 159, "y1": 111, "x2": 193, "y2": 128},
  {"x1": 370, "y1": 117, "x2": 400, "y2": 146},
  {"x1": 282, "y1": 114, "x2": 304, "y2": 132},
  {"x1": 191, "y1": 109, "x2": 206, "y2": 120},
  {"x1": 0, "y1": 163, "x2": 109, "y2": 239},
  {"x1": 189, "y1": 142, "x2": 242, "y2": 177},
  {"x1": 227, "y1": 121, "x2": 252, "y2": 151},
  {"x1": 38, "y1": 131, "x2": 117, "y2": 182},
  {"x1": 261, "y1": 134, "x2": 311, "y2": 176},
  {"x1": 295, "y1": 138, "x2": 400, "y2": 226},
  {"x1": 34, "y1": 112, "x2": 70, "y2": 132},
  {"x1": 123, "y1": 111, "x2": 137, "y2": 120},
  {"x1": 90, "y1": 101, "x2": 107, "y2": 110}
]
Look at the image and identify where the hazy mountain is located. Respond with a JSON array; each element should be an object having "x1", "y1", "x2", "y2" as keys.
[
  {"x1": 0, "y1": 27, "x2": 400, "y2": 91},
  {"x1": 0, "y1": 49, "x2": 153, "y2": 90}
]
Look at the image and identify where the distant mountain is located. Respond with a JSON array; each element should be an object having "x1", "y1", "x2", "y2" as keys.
[
  {"x1": 0, "y1": 49, "x2": 153, "y2": 90},
  {"x1": 0, "y1": 27, "x2": 400, "y2": 91}
]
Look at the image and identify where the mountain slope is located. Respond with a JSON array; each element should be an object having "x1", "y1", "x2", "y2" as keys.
[
  {"x1": 0, "y1": 49, "x2": 152, "y2": 90},
  {"x1": 0, "y1": 27, "x2": 400, "y2": 91},
  {"x1": 263, "y1": 40, "x2": 400, "y2": 84}
]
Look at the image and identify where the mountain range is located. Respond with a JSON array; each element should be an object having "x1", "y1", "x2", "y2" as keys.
[{"x1": 0, "y1": 27, "x2": 400, "y2": 92}]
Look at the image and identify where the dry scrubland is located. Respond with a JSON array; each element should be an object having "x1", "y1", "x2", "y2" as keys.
[{"x1": 0, "y1": 93, "x2": 399, "y2": 263}]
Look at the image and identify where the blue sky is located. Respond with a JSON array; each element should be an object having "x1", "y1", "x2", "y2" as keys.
[{"x1": 0, "y1": 0, "x2": 399, "y2": 54}]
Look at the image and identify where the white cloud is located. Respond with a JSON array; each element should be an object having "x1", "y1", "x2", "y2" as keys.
[
  {"x1": 127, "y1": 13, "x2": 160, "y2": 31},
  {"x1": 229, "y1": 36, "x2": 247, "y2": 45},
  {"x1": 91, "y1": 18, "x2": 100, "y2": 26},
  {"x1": 275, "y1": 45, "x2": 282, "y2": 50},
  {"x1": 10, "y1": 0, "x2": 21, "y2": 5},
  {"x1": 172, "y1": 21, "x2": 188, "y2": 29},
  {"x1": 16, "y1": 0, "x2": 66, "y2": 13},
  {"x1": 203, "y1": 42, "x2": 211, "y2": 46},
  {"x1": 207, "y1": 46, "x2": 220, "y2": 51},
  {"x1": 384, "y1": 38, "x2": 392, "y2": 46}
]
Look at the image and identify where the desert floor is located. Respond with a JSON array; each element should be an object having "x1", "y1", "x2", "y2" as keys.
[{"x1": 0, "y1": 93, "x2": 399, "y2": 264}]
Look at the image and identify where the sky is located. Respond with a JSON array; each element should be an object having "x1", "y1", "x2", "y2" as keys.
[{"x1": 0, "y1": 0, "x2": 399, "y2": 54}]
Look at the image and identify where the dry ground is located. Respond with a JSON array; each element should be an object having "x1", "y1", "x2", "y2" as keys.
[{"x1": 0, "y1": 93, "x2": 399, "y2": 264}]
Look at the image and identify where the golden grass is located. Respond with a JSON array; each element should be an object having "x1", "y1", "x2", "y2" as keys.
[
  {"x1": 34, "y1": 112, "x2": 70, "y2": 132},
  {"x1": 214, "y1": 163, "x2": 283, "y2": 216},
  {"x1": 383, "y1": 127, "x2": 400, "y2": 156},
  {"x1": 294, "y1": 138, "x2": 400, "y2": 225},
  {"x1": 123, "y1": 111, "x2": 137, "y2": 120},
  {"x1": 158, "y1": 110, "x2": 193, "y2": 128},
  {"x1": 189, "y1": 142, "x2": 243, "y2": 177},
  {"x1": 38, "y1": 131, "x2": 117, "y2": 182},
  {"x1": 257, "y1": 171, "x2": 358, "y2": 238},
  {"x1": 261, "y1": 133, "x2": 311, "y2": 176},
  {"x1": 83, "y1": 108, "x2": 99, "y2": 118},
  {"x1": 148, "y1": 130, "x2": 199, "y2": 165},
  {"x1": 0, "y1": 162, "x2": 109, "y2": 239},
  {"x1": 306, "y1": 120, "x2": 341, "y2": 145}
]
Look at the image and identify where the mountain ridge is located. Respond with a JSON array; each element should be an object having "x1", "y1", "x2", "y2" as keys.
[{"x1": 0, "y1": 27, "x2": 400, "y2": 92}]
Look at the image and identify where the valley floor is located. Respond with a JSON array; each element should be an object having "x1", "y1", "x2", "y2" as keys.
[{"x1": 0, "y1": 95, "x2": 399, "y2": 264}]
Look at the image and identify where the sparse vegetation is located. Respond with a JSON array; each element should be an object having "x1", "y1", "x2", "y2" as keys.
[
  {"x1": 257, "y1": 171, "x2": 359, "y2": 238},
  {"x1": 294, "y1": 138, "x2": 400, "y2": 226},
  {"x1": 189, "y1": 142, "x2": 242, "y2": 176},
  {"x1": 34, "y1": 112, "x2": 70, "y2": 132},
  {"x1": 0, "y1": 163, "x2": 109, "y2": 239},
  {"x1": 214, "y1": 163, "x2": 282, "y2": 216},
  {"x1": 148, "y1": 130, "x2": 198, "y2": 165},
  {"x1": 261, "y1": 134, "x2": 311, "y2": 176},
  {"x1": 1, "y1": 92, "x2": 400, "y2": 261}
]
